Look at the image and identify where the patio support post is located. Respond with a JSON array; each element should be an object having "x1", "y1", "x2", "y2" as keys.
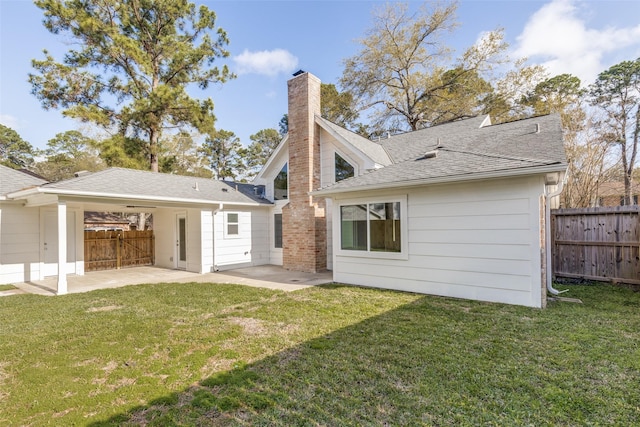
[
  {"x1": 200, "y1": 209, "x2": 214, "y2": 273},
  {"x1": 57, "y1": 201, "x2": 68, "y2": 295}
]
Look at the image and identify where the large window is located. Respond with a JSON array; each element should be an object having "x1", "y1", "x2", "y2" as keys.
[
  {"x1": 274, "y1": 163, "x2": 288, "y2": 200},
  {"x1": 335, "y1": 152, "x2": 355, "y2": 182},
  {"x1": 340, "y1": 201, "x2": 402, "y2": 253},
  {"x1": 274, "y1": 213, "x2": 283, "y2": 248}
]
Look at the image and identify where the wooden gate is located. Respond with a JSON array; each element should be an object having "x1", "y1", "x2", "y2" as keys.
[
  {"x1": 84, "y1": 230, "x2": 155, "y2": 272},
  {"x1": 551, "y1": 206, "x2": 640, "y2": 284}
]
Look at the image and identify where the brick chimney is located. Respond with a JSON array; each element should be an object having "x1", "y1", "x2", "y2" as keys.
[{"x1": 282, "y1": 71, "x2": 327, "y2": 272}]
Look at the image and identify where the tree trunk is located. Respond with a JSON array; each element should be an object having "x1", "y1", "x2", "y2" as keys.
[{"x1": 149, "y1": 127, "x2": 159, "y2": 172}]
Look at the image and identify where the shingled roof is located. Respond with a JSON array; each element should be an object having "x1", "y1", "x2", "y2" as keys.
[
  {"x1": 315, "y1": 114, "x2": 567, "y2": 195},
  {"x1": 315, "y1": 116, "x2": 392, "y2": 166},
  {"x1": 0, "y1": 164, "x2": 48, "y2": 198},
  {"x1": 8, "y1": 168, "x2": 271, "y2": 206}
]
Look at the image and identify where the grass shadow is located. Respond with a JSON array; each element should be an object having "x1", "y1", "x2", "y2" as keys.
[{"x1": 88, "y1": 283, "x2": 640, "y2": 426}]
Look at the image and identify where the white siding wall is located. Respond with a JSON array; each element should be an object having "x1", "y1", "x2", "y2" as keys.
[
  {"x1": 153, "y1": 208, "x2": 212, "y2": 273},
  {"x1": 199, "y1": 209, "x2": 214, "y2": 274},
  {"x1": 319, "y1": 132, "x2": 371, "y2": 271},
  {"x1": 325, "y1": 198, "x2": 333, "y2": 270},
  {"x1": 319, "y1": 134, "x2": 361, "y2": 187},
  {"x1": 0, "y1": 203, "x2": 83, "y2": 284},
  {"x1": 332, "y1": 176, "x2": 546, "y2": 307},
  {"x1": 39, "y1": 207, "x2": 83, "y2": 278},
  {"x1": 186, "y1": 208, "x2": 203, "y2": 273},
  {"x1": 153, "y1": 209, "x2": 177, "y2": 269},
  {"x1": 214, "y1": 208, "x2": 270, "y2": 270},
  {"x1": 0, "y1": 203, "x2": 41, "y2": 284}
]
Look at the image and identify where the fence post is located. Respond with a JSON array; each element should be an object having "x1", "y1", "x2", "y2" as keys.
[{"x1": 116, "y1": 233, "x2": 122, "y2": 270}]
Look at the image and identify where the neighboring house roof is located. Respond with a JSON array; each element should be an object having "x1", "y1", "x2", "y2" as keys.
[
  {"x1": 7, "y1": 167, "x2": 271, "y2": 206},
  {"x1": 0, "y1": 164, "x2": 48, "y2": 198},
  {"x1": 84, "y1": 211, "x2": 132, "y2": 225},
  {"x1": 315, "y1": 116, "x2": 392, "y2": 167},
  {"x1": 315, "y1": 114, "x2": 567, "y2": 195}
]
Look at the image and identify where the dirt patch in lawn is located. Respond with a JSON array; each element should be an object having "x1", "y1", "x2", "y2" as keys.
[
  {"x1": 225, "y1": 317, "x2": 269, "y2": 335},
  {"x1": 86, "y1": 305, "x2": 124, "y2": 313},
  {"x1": 0, "y1": 362, "x2": 10, "y2": 401}
]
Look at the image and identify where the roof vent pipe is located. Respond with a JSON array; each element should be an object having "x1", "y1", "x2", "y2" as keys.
[
  {"x1": 535, "y1": 123, "x2": 540, "y2": 133},
  {"x1": 422, "y1": 150, "x2": 438, "y2": 159}
]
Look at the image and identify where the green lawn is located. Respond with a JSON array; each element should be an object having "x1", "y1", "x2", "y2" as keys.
[{"x1": 0, "y1": 282, "x2": 638, "y2": 426}]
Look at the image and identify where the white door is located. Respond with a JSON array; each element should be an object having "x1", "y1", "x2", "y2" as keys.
[
  {"x1": 43, "y1": 211, "x2": 76, "y2": 277},
  {"x1": 176, "y1": 214, "x2": 187, "y2": 269}
]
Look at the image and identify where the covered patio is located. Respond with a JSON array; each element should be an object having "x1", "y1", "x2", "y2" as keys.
[
  {"x1": 9, "y1": 265, "x2": 333, "y2": 296},
  {"x1": 3, "y1": 168, "x2": 275, "y2": 293}
]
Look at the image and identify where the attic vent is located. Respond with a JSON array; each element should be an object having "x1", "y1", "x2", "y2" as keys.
[
  {"x1": 74, "y1": 170, "x2": 90, "y2": 178},
  {"x1": 222, "y1": 188, "x2": 228, "y2": 192},
  {"x1": 422, "y1": 150, "x2": 438, "y2": 160}
]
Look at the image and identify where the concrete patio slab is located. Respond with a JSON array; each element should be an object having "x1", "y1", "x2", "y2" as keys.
[{"x1": 10, "y1": 265, "x2": 334, "y2": 296}]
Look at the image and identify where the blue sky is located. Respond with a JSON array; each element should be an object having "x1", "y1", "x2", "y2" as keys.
[{"x1": 1, "y1": 0, "x2": 639, "y2": 151}]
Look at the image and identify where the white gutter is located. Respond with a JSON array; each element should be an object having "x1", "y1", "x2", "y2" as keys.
[
  {"x1": 315, "y1": 116, "x2": 392, "y2": 167},
  {"x1": 545, "y1": 170, "x2": 569, "y2": 297},
  {"x1": 313, "y1": 163, "x2": 568, "y2": 196},
  {"x1": 6, "y1": 187, "x2": 268, "y2": 207},
  {"x1": 254, "y1": 134, "x2": 288, "y2": 182}
]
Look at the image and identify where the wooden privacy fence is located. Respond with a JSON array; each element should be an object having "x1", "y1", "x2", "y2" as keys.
[
  {"x1": 551, "y1": 206, "x2": 640, "y2": 285},
  {"x1": 84, "y1": 230, "x2": 154, "y2": 272}
]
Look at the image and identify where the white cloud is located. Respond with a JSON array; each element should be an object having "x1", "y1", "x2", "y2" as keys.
[
  {"x1": 513, "y1": 0, "x2": 640, "y2": 86},
  {"x1": 0, "y1": 114, "x2": 21, "y2": 130},
  {"x1": 233, "y1": 49, "x2": 299, "y2": 77}
]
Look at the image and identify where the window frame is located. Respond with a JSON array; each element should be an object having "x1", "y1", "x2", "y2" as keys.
[
  {"x1": 224, "y1": 212, "x2": 240, "y2": 238},
  {"x1": 332, "y1": 149, "x2": 358, "y2": 184},
  {"x1": 336, "y1": 195, "x2": 408, "y2": 260},
  {"x1": 274, "y1": 213, "x2": 283, "y2": 249},
  {"x1": 273, "y1": 162, "x2": 288, "y2": 201},
  {"x1": 334, "y1": 151, "x2": 355, "y2": 183}
]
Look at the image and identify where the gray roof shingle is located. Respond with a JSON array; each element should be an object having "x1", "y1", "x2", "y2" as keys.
[
  {"x1": 39, "y1": 168, "x2": 271, "y2": 205},
  {"x1": 0, "y1": 164, "x2": 48, "y2": 196},
  {"x1": 316, "y1": 114, "x2": 567, "y2": 194}
]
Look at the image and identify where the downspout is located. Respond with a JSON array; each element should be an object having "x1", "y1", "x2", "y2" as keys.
[{"x1": 545, "y1": 171, "x2": 569, "y2": 296}]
